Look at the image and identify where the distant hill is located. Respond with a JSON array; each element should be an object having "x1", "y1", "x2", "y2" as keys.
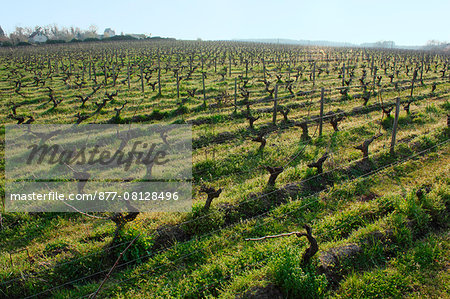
[
  {"x1": 232, "y1": 38, "x2": 424, "y2": 50},
  {"x1": 233, "y1": 38, "x2": 357, "y2": 48}
]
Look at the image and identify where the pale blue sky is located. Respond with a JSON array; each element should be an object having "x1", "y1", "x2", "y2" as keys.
[{"x1": 1, "y1": 0, "x2": 449, "y2": 46}]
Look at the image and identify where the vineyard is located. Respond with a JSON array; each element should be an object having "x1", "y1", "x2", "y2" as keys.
[{"x1": 0, "y1": 40, "x2": 449, "y2": 298}]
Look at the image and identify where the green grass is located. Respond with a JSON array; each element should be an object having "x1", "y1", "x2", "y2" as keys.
[{"x1": 0, "y1": 41, "x2": 449, "y2": 298}]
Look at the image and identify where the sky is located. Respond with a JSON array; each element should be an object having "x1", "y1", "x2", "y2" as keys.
[{"x1": 1, "y1": 0, "x2": 449, "y2": 46}]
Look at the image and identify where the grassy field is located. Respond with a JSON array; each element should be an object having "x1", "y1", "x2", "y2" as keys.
[{"x1": 0, "y1": 40, "x2": 449, "y2": 298}]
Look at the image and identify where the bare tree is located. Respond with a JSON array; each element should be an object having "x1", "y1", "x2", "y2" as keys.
[
  {"x1": 9, "y1": 26, "x2": 32, "y2": 43},
  {"x1": 87, "y1": 24, "x2": 98, "y2": 38}
]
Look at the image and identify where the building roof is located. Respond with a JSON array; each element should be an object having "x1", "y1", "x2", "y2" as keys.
[{"x1": 29, "y1": 31, "x2": 47, "y2": 39}]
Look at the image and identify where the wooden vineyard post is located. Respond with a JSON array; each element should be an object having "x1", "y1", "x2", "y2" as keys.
[
  {"x1": 89, "y1": 61, "x2": 91, "y2": 80},
  {"x1": 371, "y1": 55, "x2": 374, "y2": 76},
  {"x1": 312, "y1": 61, "x2": 316, "y2": 87},
  {"x1": 234, "y1": 77, "x2": 237, "y2": 114},
  {"x1": 263, "y1": 58, "x2": 266, "y2": 81},
  {"x1": 420, "y1": 55, "x2": 424, "y2": 84},
  {"x1": 112, "y1": 63, "x2": 115, "y2": 87},
  {"x1": 288, "y1": 62, "x2": 291, "y2": 81},
  {"x1": 319, "y1": 87, "x2": 324, "y2": 136},
  {"x1": 245, "y1": 60, "x2": 248, "y2": 78},
  {"x1": 127, "y1": 62, "x2": 131, "y2": 90},
  {"x1": 104, "y1": 64, "x2": 108, "y2": 87},
  {"x1": 447, "y1": 59, "x2": 450, "y2": 82},
  {"x1": 390, "y1": 97, "x2": 401, "y2": 155},
  {"x1": 229, "y1": 55, "x2": 232, "y2": 76},
  {"x1": 347, "y1": 58, "x2": 350, "y2": 75},
  {"x1": 342, "y1": 63, "x2": 345, "y2": 86},
  {"x1": 140, "y1": 64, "x2": 144, "y2": 94},
  {"x1": 158, "y1": 54, "x2": 162, "y2": 95},
  {"x1": 410, "y1": 70, "x2": 417, "y2": 98},
  {"x1": 373, "y1": 66, "x2": 377, "y2": 86},
  {"x1": 202, "y1": 72, "x2": 206, "y2": 106},
  {"x1": 176, "y1": 72, "x2": 180, "y2": 99},
  {"x1": 393, "y1": 55, "x2": 397, "y2": 78},
  {"x1": 82, "y1": 61, "x2": 85, "y2": 81},
  {"x1": 272, "y1": 84, "x2": 278, "y2": 125}
]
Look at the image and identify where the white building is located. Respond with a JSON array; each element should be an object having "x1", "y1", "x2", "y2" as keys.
[
  {"x1": 28, "y1": 31, "x2": 48, "y2": 43},
  {"x1": 104, "y1": 28, "x2": 115, "y2": 38}
]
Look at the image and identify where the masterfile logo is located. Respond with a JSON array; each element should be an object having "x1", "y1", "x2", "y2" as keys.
[{"x1": 5, "y1": 124, "x2": 192, "y2": 213}]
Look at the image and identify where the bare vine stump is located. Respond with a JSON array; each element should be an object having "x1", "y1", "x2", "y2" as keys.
[
  {"x1": 75, "y1": 112, "x2": 90, "y2": 124},
  {"x1": 160, "y1": 131, "x2": 169, "y2": 146},
  {"x1": 354, "y1": 134, "x2": 382, "y2": 162},
  {"x1": 362, "y1": 92, "x2": 370, "y2": 106},
  {"x1": 245, "y1": 224, "x2": 318, "y2": 266},
  {"x1": 109, "y1": 200, "x2": 140, "y2": 245},
  {"x1": 105, "y1": 91, "x2": 118, "y2": 101},
  {"x1": 265, "y1": 166, "x2": 284, "y2": 187},
  {"x1": 431, "y1": 82, "x2": 437, "y2": 93},
  {"x1": 240, "y1": 87, "x2": 250, "y2": 114},
  {"x1": 308, "y1": 153, "x2": 328, "y2": 174},
  {"x1": 296, "y1": 121, "x2": 310, "y2": 140},
  {"x1": 72, "y1": 169, "x2": 90, "y2": 194},
  {"x1": 280, "y1": 107, "x2": 290, "y2": 121},
  {"x1": 381, "y1": 105, "x2": 394, "y2": 118},
  {"x1": 416, "y1": 185, "x2": 431, "y2": 199},
  {"x1": 296, "y1": 224, "x2": 319, "y2": 265},
  {"x1": 23, "y1": 116, "x2": 35, "y2": 124},
  {"x1": 246, "y1": 113, "x2": 259, "y2": 129},
  {"x1": 252, "y1": 134, "x2": 266, "y2": 151},
  {"x1": 327, "y1": 109, "x2": 345, "y2": 131},
  {"x1": 109, "y1": 101, "x2": 128, "y2": 123},
  {"x1": 265, "y1": 85, "x2": 275, "y2": 98},
  {"x1": 319, "y1": 87, "x2": 324, "y2": 136},
  {"x1": 200, "y1": 185, "x2": 222, "y2": 211},
  {"x1": 402, "y1": 100, "x2": 411, "y2": 114}
]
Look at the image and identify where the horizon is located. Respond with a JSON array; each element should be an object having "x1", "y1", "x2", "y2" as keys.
[{"x1": 1, "y1": 0, "x2": 449, "y2": 47}]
